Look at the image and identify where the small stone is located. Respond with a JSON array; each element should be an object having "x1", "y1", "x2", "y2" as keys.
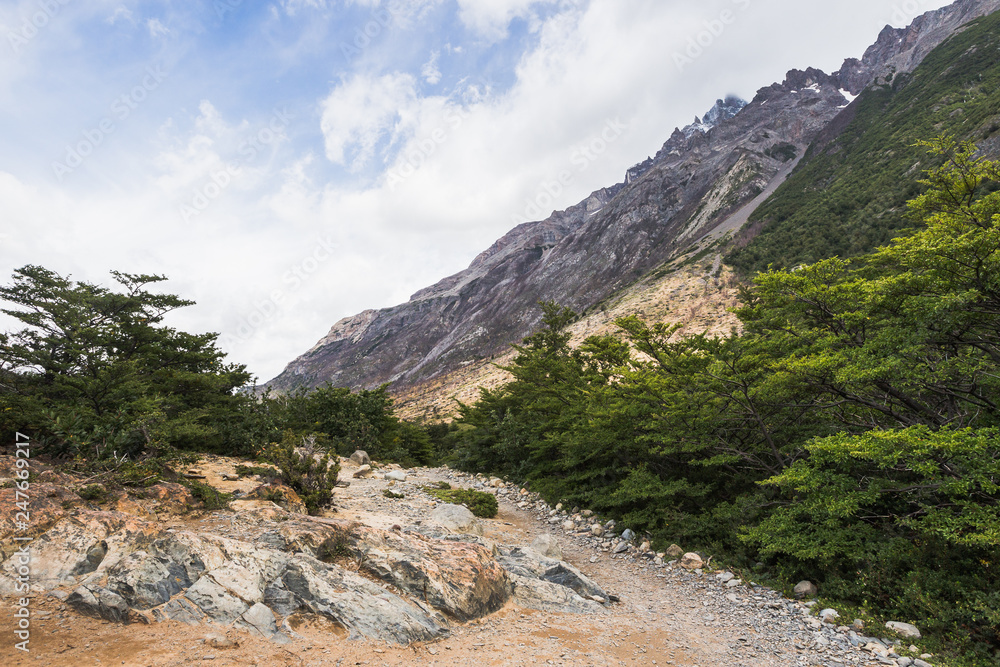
[
  {"x1": 611, "y1": 542, "x2": 629, "y2": 554},
  {"x1": 561, "y1": 520, "x2": 575, "y2": 532},
  {"x1": 716, "y1": 572, "x2": 734, "y2": 583},
  {"x1": 793, "y1": 580, "x2": 818, "y2": 599},
  {"x1": 555, "y1": 503, "x2": 563, "y2": 511},
  {"x1": 352, "y1": 465, "x2": 372, "y2": 478},
  {"x1": 620, "y1": 528, "x2": 636, "y2": 542},
  {"x1": 852, "y1": 618, "x2": 864, "y2": 631},
  {"x1": 725, "y1": 579, "x2": 741, "y2": 588},
  {"x1": 205, "y1": 633, "x2": 236, "y2": 649},
  {"x1": 638, "y1": 541, "x2": 651, "y2": 553},
  {"x1": 581, "y1": 510, "x2": 593, "y2": 517},
  {"x1": 385, "y1": 470, "x2": 407, "y2": 482},
  {"x1": 679, "y1": 553, "x2": 703, "y2": 570},
  {"x1": 912, "y1": 659, "x2": 932, "y2": 667},
  {"x1": 819, "y1": 608, "x2": 840, "y2": 623},
  {"x1": 897, "y1": 658, "x2": 913, "y2": 667},
  {"x1": 885, "y1": 621, "x2": 921, "y2": 639},
  {"x1": 664, "y1": 544, "x2": 684, "y2": 559},
  {"x1": 590, "y1": 524, "x2": 605, "y2": 537}
]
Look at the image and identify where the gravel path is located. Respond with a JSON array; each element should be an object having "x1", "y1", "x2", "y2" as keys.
[{"x1": 1, "y1": 460, "x2": 921, "y2": 667}]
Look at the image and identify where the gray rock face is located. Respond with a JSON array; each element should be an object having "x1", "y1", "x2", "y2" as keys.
[
  {"x1": 836, "y1": 0, "x2": 1000, "y2": 93},
  {"x1": 1, "y1": 507, "x2": 606, "y2": 645},
  {"x1": 530, "y1": 533, "x2": 563, "y2": 560}
]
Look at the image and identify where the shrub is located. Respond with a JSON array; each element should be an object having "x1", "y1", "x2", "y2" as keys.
[
  {"x1": 180, "y1": 479, "x2": 231, "y2": 511},
  {"x1": 262, "y1": 431, "x2": 341, "y2": 515},
  {"x1": 424, "y1": 486, "x2": 498, "y2": 518},
  {"x1": 78, "y1": 484, "x2": 107, "y2": 502}
]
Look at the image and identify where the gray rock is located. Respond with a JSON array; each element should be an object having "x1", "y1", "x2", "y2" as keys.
[
  {"x1": 885, "y1": 621, "x2": 921, "y2": 638},
  {"x1": 897, "y1": 658, "x2": 913, "y2": 667},
  {"x1": 68, "y1": 585, "x2": 130, "y2": 623},
  {"x1": 530, "y1": 534, "x2": 562, "y2": 560},
  {"x1": 590, "y1": 524, "x2": 605, "y2": 537},
  {"x1": 716, "y1": 571, "x2": 735, "y2": 583},
  {"x1": 185, "y1": 575, "x2": 250, "y2": 624},
  {"x1": 384, "y1": 470, "x2": 407, "y2": 482},
  {"x1": 352, "y1": 464, "x2": 372, "y2": 478},
  {"x1": 819, "y1": 608, "x2": 840, "y2": 623},
  {"x1": 913, "y1": 660, "x2": 932, "y2": 667},
  {"x1": 620, "y1": 528, "x2": 636, "y2": 542},
  {"x1": 611, "y1": 542, "x2": 629, "y2": 554},
  {"x1": 430, "y1": 503, "x2": 483, "y2": 536},
  {"x1": 793, "y1": 580, "x2": 818, "y2": 599},
  {"x1": 561, "y1": 520, "x2": 576, "y2": 532},
  {"x1": 349, "y1": 450, "x2": 370, "y2": 466},
  {"x1": 236, "y1": 602, "x2": 289, "y2": 643}
]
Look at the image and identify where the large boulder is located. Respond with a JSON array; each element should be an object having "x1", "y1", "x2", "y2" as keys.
[
  {"x1": 430, "y1": 503, "x2": 483, "y2": 536},
  {"x1": 349, "y1": 450, "x2": 370, "y2": 466},
  {"x1": 679, "y1": 552, "x2": 704, "y2": 570},
  {"x1": 793, "y1": 580, "x2": 818, "y2": 599}
]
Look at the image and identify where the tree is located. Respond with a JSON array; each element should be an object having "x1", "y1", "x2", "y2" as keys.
[{"x1": 0, "y1": 265, "x2": 250, "y2": 459}]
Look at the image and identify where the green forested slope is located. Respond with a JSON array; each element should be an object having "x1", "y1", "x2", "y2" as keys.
[{"x1": 726, "y1": 11, "x2": 1000, "y2": 274}]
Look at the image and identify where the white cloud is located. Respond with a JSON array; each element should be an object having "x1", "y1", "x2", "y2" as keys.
[
  {"x1": 319, "y1": 72, "x2": 418, "y2": 169},
  {"x1": 146, "y1": 17, "x2": 170, "y2": 38},
  {"x1": 421, "y1": 50, "x2": 441, "y2": 84},
  {"x1": 455, "y1": 0, "x2": 563, "y2": 40}
]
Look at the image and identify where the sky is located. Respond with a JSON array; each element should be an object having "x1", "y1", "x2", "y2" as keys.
[{"x1": 0, "y1": 0, "x2": 955, "y2": 384}]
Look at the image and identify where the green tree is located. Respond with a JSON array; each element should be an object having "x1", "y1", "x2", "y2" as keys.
[{"x1": 0, "y1": 265, "x2": 250, "y2": 459}]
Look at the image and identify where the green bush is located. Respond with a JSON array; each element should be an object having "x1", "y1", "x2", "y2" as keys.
[
  {"x1": 382, "y1": 489, "x2": 404, "y2": 499},
  {"x1": 234, "y1": 464, "x2": 278, "y2": 479},
  {"x1": 77, "y1": 484, "x2": 107, "y2": 502},
  {"x1": 263, "y1": 431, "x2": 341, "y2": 515},
  {"x1": 424, "y1": 486, "x2": 498, "y2": 518},
  {"x1": 180, "y1": 479, "x2": 231, "y2": 511}
]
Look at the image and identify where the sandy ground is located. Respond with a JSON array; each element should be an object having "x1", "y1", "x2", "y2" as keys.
[{"x1": 0, "y1": 459, "x2": 851, "y2": 667}]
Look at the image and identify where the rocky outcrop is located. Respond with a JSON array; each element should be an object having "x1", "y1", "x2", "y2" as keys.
[
  {"x1": 0, "y1": 459, "x2": 608, "y2": 645},
  {"x1": 836, "y1": 0, "x2": 1000, "y2": 94}
]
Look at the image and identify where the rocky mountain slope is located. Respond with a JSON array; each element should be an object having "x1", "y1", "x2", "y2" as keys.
[{"x1": 266, "y1": 0, "x2": 1000, "y2": 412}]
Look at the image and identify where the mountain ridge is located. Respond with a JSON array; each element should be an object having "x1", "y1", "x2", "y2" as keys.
[{"x1": 266, "y1": 0, "x2": 1000, "y2": 403}]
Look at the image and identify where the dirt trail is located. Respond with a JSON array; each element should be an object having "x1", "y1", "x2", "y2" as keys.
[{"x1": 1, "y1": 459, "x2": 882, "y2": 667}]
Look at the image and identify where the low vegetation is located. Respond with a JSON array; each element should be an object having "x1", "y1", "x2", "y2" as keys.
[{"x1": 423, "y1": 486, "x2": 499, "y2": 518}]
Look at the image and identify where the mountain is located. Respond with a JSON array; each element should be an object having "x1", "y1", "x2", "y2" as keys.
[
  {"x1": 728, "y1": 5, "x2": 1000, "y2": 274},
  {"x1": 266, "y1": 0, "x2": 1000, "y2": 407}
]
